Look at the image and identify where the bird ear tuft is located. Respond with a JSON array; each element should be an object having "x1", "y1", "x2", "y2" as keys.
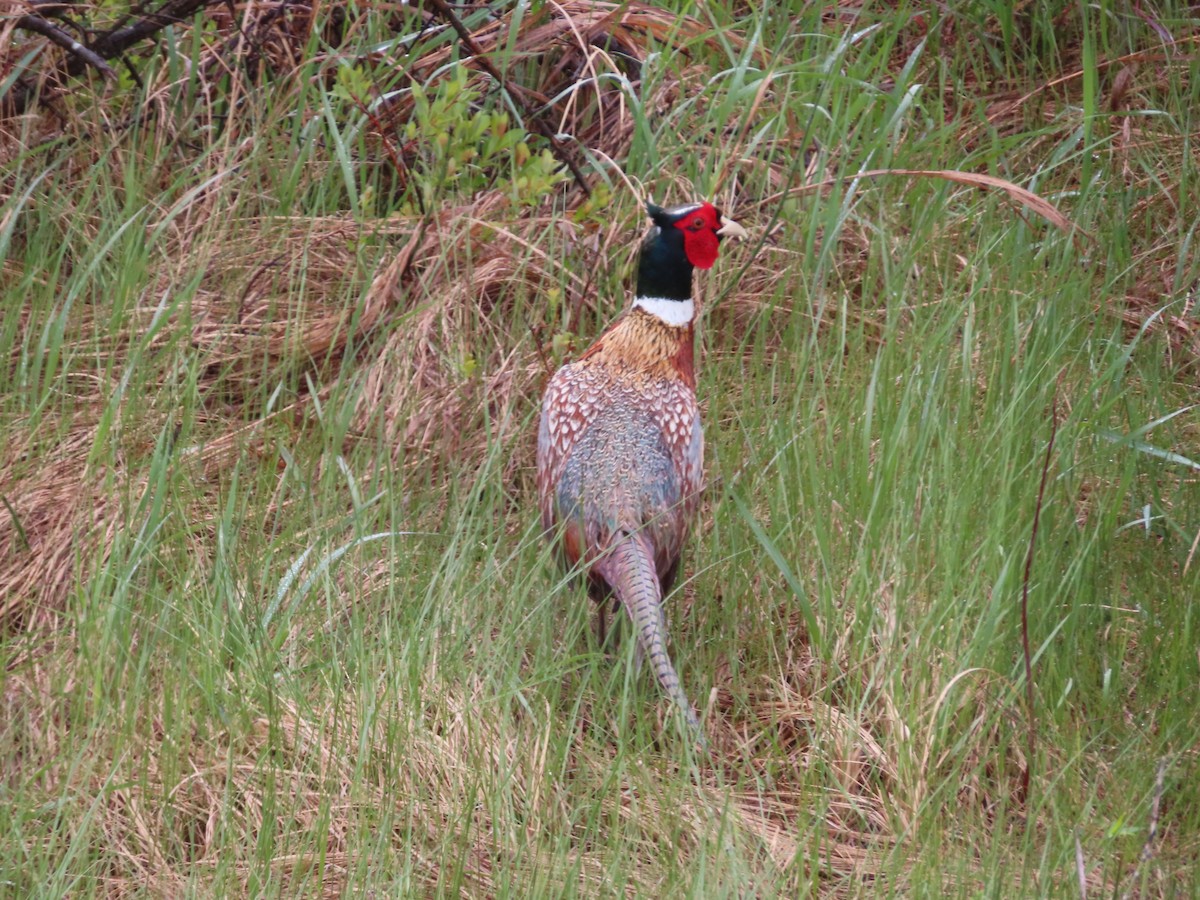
[{"x1": 646, "y1": 202, "x2": 671, "y2": 227}]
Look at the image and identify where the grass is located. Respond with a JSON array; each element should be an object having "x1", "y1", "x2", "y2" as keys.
[{"x1": 2, "y1": 0, "x2": 1199, "y2": 895}]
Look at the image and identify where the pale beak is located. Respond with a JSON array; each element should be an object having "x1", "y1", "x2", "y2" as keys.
[{"x1": 716, "y1": 215, "x2": 749, "y2": 240}]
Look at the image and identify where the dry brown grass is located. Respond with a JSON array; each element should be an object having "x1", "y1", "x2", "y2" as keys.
[
  {"x1": 2, "y1": 426, "x2": 116, "y2": 631},
  {"x1": 0, "y1": 613, "x2": 906, "y2": 894}
]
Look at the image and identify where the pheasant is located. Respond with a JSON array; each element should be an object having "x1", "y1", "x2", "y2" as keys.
[{"x1": 536, "y1": 200, "x2": 747, "y2": 740}]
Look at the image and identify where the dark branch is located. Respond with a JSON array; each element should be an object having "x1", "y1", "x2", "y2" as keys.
[
  {"x1": 87, "y1": 0, "x2": 217, "y2": 59},
  {"x1": 15, "y1": 14, "x2": 118, "y2": 79}
]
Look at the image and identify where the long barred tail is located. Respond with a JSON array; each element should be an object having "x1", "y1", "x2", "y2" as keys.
[{"x1": 596, "y1": 531, "x2": 704, "y2": 744}]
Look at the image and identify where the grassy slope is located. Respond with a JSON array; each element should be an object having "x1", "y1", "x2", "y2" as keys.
[{"x1": 2, "y1": 1, "x2": 1198, "y2": 896}]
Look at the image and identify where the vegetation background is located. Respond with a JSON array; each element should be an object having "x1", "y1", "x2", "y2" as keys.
[{"x1": 2, "y1": 0, "x2": 1198, "y2": 895}]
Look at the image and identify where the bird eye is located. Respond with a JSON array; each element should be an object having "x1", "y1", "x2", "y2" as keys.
[{"x1": 691, "y1": 216, "x2": 706, "y2": 229}]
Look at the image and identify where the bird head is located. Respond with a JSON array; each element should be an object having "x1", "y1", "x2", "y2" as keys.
[
  {"x1": 645, "y1": 201, "x2": 748, "y2": 270},
  {"x1": 637, "y1": 201, "x2": 747, "y2": 301}
]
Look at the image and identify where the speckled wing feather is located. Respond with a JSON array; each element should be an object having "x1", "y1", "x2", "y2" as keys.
[{"x1": 536, "y1": 347, "x2": 703, "y2": 574}]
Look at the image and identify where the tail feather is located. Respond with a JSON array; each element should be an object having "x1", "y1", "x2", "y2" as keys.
[{"x1": 595, "y1": 532, "x2": 704, "y2": 742}]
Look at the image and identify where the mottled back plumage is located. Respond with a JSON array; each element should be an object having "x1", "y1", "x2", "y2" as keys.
[{"x1": 536, "y1": 201, "x2": 745, "y2": 742}]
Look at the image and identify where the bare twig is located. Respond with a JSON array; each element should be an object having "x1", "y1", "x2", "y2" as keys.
[
  {"x1": 1019, "y1": 375, "x2": 1062, "y2": 801},
  {"x1": 15, "y1": 14, "x2": 118, "y2": 79},
  {"x1": 421, "y1": 0, "x2": 592, "y2": 198},
  {"x1": 1120, "y1": 758, "x2": 1168, "y2": 900}
]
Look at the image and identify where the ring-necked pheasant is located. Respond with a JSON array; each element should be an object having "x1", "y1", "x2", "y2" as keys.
[{"x1": 536, "y1": 200, "x2": 747, "y2": 741}]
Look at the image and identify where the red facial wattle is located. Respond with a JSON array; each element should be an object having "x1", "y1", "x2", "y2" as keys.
[{"x1": 676, "y1": 204, "x2": 723, "y2": 269}]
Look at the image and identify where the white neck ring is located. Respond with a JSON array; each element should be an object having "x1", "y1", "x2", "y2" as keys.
[{"x1": 633, "y1": 296, "x2": 694, "y2": 326}]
